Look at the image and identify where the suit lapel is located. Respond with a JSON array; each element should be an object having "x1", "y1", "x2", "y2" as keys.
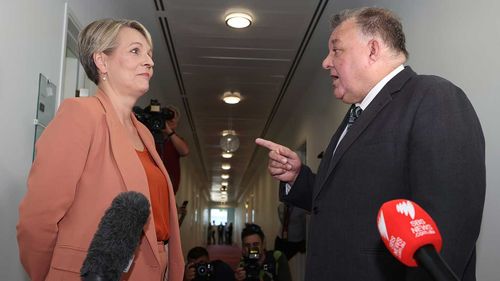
[
  {"x1": 313, "y1": 66, "x2": 416, "y2": 200},
  {"x1": 95, "y1": 91, "x2": 162, "y2": 266},
  {"x1": 314, "y1": 110, "x2": 350, "y2": 187}
]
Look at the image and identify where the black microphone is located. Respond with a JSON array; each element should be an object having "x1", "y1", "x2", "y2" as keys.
[
  {"x1": 414, "y1": 244, "x2": 460, "y2": 281},
  {"x1": 377, "y1": 199, "x2": 460, "y2": 281},
  {"x1": 81, "y1": 191, "x2": 150, "y2": 281}
]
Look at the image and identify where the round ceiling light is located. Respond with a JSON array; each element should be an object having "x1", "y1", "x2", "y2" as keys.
[
  {"x1": 225, "y1": 12, "x2": 252, "y2": 29},
  {"x1": 221, "y1": 174, "x2": 230, "y2": 179},
  {"x1": 222, "y1": 152, "x2": 233, "y2": 158},
  {"x1": 222, "y1": 91, "x2": 241, "y2": 104},
  {"x1": 220, "y1": 130, "x2": 240, "y2": 153},
  {"x1": 221, "y1": 163, "x2": 231, "y2": 170}
]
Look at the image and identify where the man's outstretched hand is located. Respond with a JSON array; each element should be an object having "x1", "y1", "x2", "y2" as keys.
[{"x1": 255, "y1": 138, "x2": 301, "y2": 185}]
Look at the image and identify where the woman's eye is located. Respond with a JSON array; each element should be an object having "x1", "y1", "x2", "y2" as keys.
[{"x1": 131, "y1": 48, "x2": 139, "y2": 54}]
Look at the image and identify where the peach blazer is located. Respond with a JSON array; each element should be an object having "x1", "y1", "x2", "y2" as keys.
[{"x1": 17, "y1": 90, "x2": 184, "y2": 281}]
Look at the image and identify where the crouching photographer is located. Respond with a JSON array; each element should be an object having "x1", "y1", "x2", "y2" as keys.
[
  {"x1": 235, "y1": 224, "x2": 291, "y2": 281},
  {"x1": 184, "y1": 246, "x2": 235, "y2": 281}
]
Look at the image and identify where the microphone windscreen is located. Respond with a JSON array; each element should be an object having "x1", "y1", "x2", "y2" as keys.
[
  {"x1": 81, "y1": 191, "x2": 150, "y2": 281},
  {"x1": 377, "y1": 199, "x2": 442, "y2": 266}
]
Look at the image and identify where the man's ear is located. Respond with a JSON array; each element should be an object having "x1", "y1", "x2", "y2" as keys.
[
  {"x1": 93, "y1": 52, "x2": 108, "y2": 74},
  {"x1": 367, "y1": 38, "x2": 381, "y2": 63}
]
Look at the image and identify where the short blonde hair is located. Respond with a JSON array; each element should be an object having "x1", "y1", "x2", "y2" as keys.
[{"x1": 78, "y1": 19, "x2": 153, "y2": 84}]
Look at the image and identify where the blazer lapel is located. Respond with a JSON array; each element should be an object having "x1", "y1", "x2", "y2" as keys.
[
  {"x1": 313, "y1": 66, "x2": 416, "y2": 200},
  {"x1": 95, "y1": 91, "x2": 162, "y2": 266}
]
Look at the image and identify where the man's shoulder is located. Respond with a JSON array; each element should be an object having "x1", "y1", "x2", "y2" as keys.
[
  {"x1": 211, "y1": 259, "x2": 234, "y2": 280},
  {"x1": 413, "y1": 73, "x2": 457, "y2": 87}
]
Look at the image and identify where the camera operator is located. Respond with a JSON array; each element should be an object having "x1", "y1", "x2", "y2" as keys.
[
  {"x1": 160, "y1": 105, "x2": 189, "y2": 195},
  {"x1": 234, "y1": 224, "x2": 291, "y2": 281},
  {"x1": 184, "y1": 246, "x2": 235, "y2": 281},
  {"x1": 133, "y1": 102, "x2": 189, "y2": 195}
]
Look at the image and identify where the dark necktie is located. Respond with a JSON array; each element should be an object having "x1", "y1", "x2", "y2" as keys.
[
  {"x1": 346, "y1": 105, "x2": 363, "y2": 130},
  {"x1": 330, "y1": 105, "x2": 363, "y2": 161}
]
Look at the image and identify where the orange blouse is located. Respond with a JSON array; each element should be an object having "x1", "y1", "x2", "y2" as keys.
[{"x1": 136, "y1": 149, "x2": 170, "y2": 241}]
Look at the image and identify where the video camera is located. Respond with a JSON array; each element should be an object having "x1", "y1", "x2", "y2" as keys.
[
  {"x1": 243, "y1": 246, "x2": 261, "y2": 281},
  {"x1": 193, "y1": 262, "x2": 214, "y2": 281},
  {"x1": 133, "y1": 99, "x2": 175, "y2": 143}
]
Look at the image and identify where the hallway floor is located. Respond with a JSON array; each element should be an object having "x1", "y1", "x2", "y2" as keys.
[{"x1": 207, "y1": 244, "x2": 241, "y2": 269}]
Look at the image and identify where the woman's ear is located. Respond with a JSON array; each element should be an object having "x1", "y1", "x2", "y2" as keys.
[{"x1": 93, "y1": 52, "x2": 108, "y2": 74}]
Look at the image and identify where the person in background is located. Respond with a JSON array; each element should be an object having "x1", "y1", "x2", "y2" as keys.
[
  {"x1": 208, "y1": 220, "x2": 216, "y2": 245},
  {"x1": 183, "y1": 246, "x2": 235, "y2": 281},
  {"x1": 234, "y1": 224, "x2": 291, "y2": 281},
  {"x1": 16, "y1": 19, "x2": 184, "y2": 281},
  {"x1": 217, "y1": 222, "x2": 225, "y2": 245},
  {"x1": 207, "y1": 221, "x2": 213, "y2": 245},
  {"x1": 256, "y1": 7, "x2": 485, "y2": 281},
  {"x1": 225, "y1": 222, "x2": 234, "y2": 245},
  {"x1": 160, "y1": 105, "x2": 189, "y2": 194},
  {"x1": 275, "y1": 203, "x2": 306, "y2": 260}
]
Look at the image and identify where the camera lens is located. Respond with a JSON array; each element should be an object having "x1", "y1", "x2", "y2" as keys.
[{"x1": 196, "y1": 264, "x2": 208, "y2": 276}]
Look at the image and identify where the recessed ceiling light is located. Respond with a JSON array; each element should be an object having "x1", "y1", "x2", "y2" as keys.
[
  {"x1": 222, "y1": 152, "x2": 233, "y2": 158},
  {"x1": 225, "y1": 12, "x2": 252, "y2": 29},
  {"x1": 221, "y1": 181, "x2": 229, "y2": 186},
  {"x1": 222, "y1": 91, "x2": 241, "y2": 104},
  {"x1": 221, "y1": 163, "x2": 231, "y2": 170},
  {"x1": 221, "y1": 174, "x2": 230, "y2": 179}
]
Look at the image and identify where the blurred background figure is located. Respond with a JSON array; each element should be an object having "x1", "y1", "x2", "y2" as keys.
[
  {"x1": 217, "y1": 222, "x2": 224, "y2": 245},
  {"x1": 275, "y1": 203, "x2": 307, "y2": 260},
  {"x1": 224, "y1": 222, "x2": 233, "y2": 245},
  {"x1": 207, "y1": 220, "x2": 216, "y2": 245},
  {"x1": 234, "y1": 223, "x2": 291, "y2": 281},
  {"x1": 160, "y1": 105, "x2": 189, "y2": 194},
  {"x1": 183, "y1": 246, "x2": 235, "y2": 281}
]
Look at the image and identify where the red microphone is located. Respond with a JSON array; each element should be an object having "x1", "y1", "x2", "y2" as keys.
[{"x1": 377, "y1": 199, "x2": 459, "y2": 281}]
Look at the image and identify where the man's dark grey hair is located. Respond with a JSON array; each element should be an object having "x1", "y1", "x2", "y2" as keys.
[{"x1": 331, "y1": 7, "x2": 409, "y2": 59}]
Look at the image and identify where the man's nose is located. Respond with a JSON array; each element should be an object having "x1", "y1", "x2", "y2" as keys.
[{"x1": 322, "y1": 55, "x2": 332, "y2": 69}]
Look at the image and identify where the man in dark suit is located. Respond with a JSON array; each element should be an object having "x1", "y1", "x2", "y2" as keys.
[{"x1": 256, "y1": 7, "x2": 485, "y2": 281}]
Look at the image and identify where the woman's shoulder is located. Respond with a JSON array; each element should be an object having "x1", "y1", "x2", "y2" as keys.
[
  {"x1": 59, "y1": 96, "x2": 104, "y2": 113},
  {"x1": 54, "y1": 97, "x2": 106, "y2": 131},
  {"x1": 59, "y1": 96, "x2": 105, "y2": 118}
]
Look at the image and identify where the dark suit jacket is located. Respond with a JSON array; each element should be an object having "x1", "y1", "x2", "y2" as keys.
[{"x1": 282, "y1": 66, "x2": 485, "y2": 281}]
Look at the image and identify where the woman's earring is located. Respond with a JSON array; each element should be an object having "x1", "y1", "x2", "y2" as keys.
[{"x1": 102, "y1": 73, "x2": 107, "y2": 81}]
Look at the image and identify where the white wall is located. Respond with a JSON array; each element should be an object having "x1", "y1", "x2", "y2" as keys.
[
  {"x1": 175, "y1": 158, "x2": 211, "y2": 258},
  {"x1": 1, "y1": 2, "x2": 66, "y2": 280}
]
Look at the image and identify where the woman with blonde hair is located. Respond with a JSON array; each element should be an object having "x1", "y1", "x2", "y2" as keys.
[{"x1": 17, "y1": 19, "x2": 183, "y2": 281}]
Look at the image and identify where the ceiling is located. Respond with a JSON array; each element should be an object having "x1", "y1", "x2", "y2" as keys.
[{"x1": 140, "y1": 0, "x2": 332, "y2": 203}]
